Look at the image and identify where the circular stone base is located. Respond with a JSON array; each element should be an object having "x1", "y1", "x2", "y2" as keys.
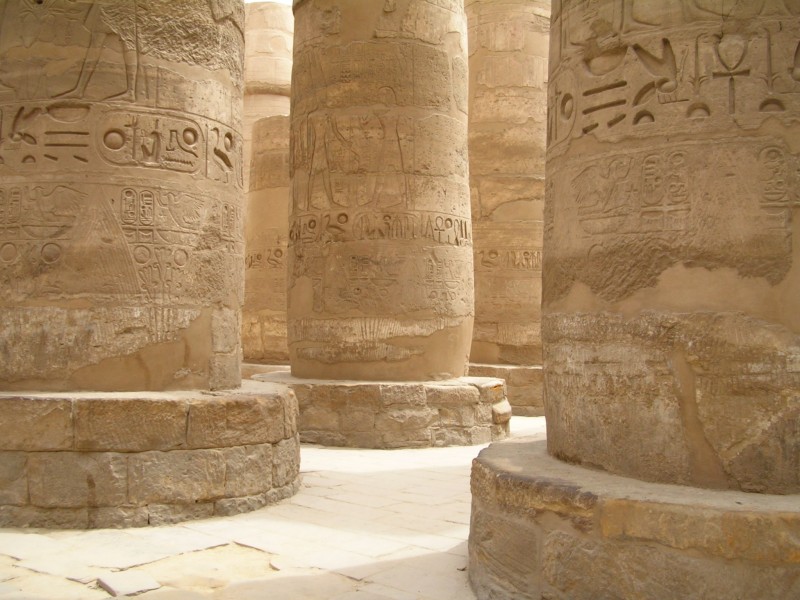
[
  {"x1": 255, "y1": 372, "x2": 511, "y2": 449},
  {"x1": 0, "y1": 380, "x2": 300, "y2": 529},
  {"x1": 468, "y1": 363, "x2": 543, "y2": 416},
  {"x1": 469, "y1": 439, "x2": 800, "y2": 600}
]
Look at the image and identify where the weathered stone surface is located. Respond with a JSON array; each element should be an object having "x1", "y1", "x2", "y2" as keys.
[
  {"x1": 288, "y1": 0, "x2": 474, "y2": 382},
  {"x1": 257, "y1": 372, "x2": 509, "y2": 448},
  {"x1": 0, "y1": 398, "x2": 73, "y2": 451},
  {"x1": 147, "y1": 503, "x2": 216, "y2": 526},
  {"x1": 543, "y1": 0, "x2": 800, "y2": 494},
  {"x1": 272, "y1": 435, "x2": 300, "y2": 488},
  {"x1": 467, "y1": 0, "x2": 548, "y2": 373},
  {"x1": 468, "y1": 363, "x2": 543, "y2": 416},
  {"x1": 28, "y1": 452, "x2": 128, "y2": 509},
  {"x1": 98, "y1": 571, "x2": 161, "y2": 597},
  {"x1": 0, "y1": 0, "x2": 246, "y2": 391},
  {"x1": 242, "y1": 116, "x2": 291, "y2": 364},
  {"x1": 0, "y1": 453, "x2": 28, "y2": 505},
  {"x1": 469, "y1": 439, "x2": 800, "y2": 600},
  {"x1": 128, "y1": 450, "x2": 227, "y2": 505},
  {"x1": 223, "y1": 444, "x2": 273, "y2": 498},
  {"x1": 0, "y1": 383, "x2": 300, "y2": 528},
  {"x1": 74, "y1": 398, "x2": 187, "y2": 452},
  {"x1": 187, "y1": 384, "x2": 291, "y2": 447}
]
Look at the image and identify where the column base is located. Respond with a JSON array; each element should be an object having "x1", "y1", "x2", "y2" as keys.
[
  {"x1": 469, "y1": 438, "x2": 800, "y2": 600},
  {"x1": 468, "y1": 363, "x2": 543, "y2": 416},
  {"x1": 0, "y1": 380, "x2": 300, "y2": 529},
  {"x1": 241, "y1": 362, "x2": 290, "y2": 380},
  {"x1": 255, "y1": 372, "x2": 511, "y2": 449}
]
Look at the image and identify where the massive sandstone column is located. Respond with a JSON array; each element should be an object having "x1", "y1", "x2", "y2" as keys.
[
  {"x1": 243, "y1": 115, "x2": 292, "y2": 364},
  {"x1": 255, "y1": 0, "x2": 511, "y2": 448},
  {"x1": 242, "y1": 2, "x2": 293, "y2": 364},
  {"x1": 0, "y1": 0, "x2": 299, "y2": 528},
  {"x1": 242, "y1": 1, "x2": 292, "y2": 192},
  {"x1": 466, "y1": 0, "x2": 549, "y2": 416},
  {"x1": 470, "y1": 1, "x2": 800, "y2": 597},
  {"x1": 289, "y1": 0, "x2": 474, "y2": 382}
]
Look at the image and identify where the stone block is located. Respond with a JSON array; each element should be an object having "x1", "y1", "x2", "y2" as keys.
[
  {"x1": 541, "y1": 530, "x2": 800, "y2": 600},
  {"x1": 469, "y1": 439, "x2": 800, "y2": 600},
  {"x1": 211, "y1": 308, "x2": 239, "y2": 354},
  {"x1": 284, "y1": 390, "x2": 299, "y2": 438},
  {"x1": 301, "y1": 403, "x2": 341, "y2": 432},
  {"x1": 28, "y1": 452, "x2": 128, "y2": 509},
  {"x1": 492, "y1": 399, "x2": 512, "y2": 424},
  {"x1": 432, "y1": 429, "x2": 472, "y2": 447},
  {"x1": 88, "y1": 507, "x2": 149, "y2": 529},
  {"x1": 468, "y1": 427, "x2": 493, "y2": 445},
  {"x1": 331, "y1": 385, "x2": 383, "y2": 411},
  {"x1": 340, "y1": 408, "x2": 376, "y2": 432},
  {"x1": 147, "y1": 503, "x2": 215, "y2": 526},
  {"x1": 128, "y1": 450, "x2": 226, "y2": 505},
  {"x1": 187, "y1": 394, "x2": 286, "y2": 448},
  {"x1": 0, "y1": 398, "x2": 73, "y2": 451},
  {"x1": 469, "y1": 508, "x2": 542, "y2": 600},
  {"x1": 379, "y1": 384, "x2": 427, "y2": 407},
  {"x1": 0, "y1": 505, "x2": 90, "y2": 529},
  {"x1": 375, "y1": 407, "x2": 438, "y2": 433},
  {"x1": 265, "y1": 478, "x2": 301, "y2": 505},
  {"x1": 508, "y1": 366, "x2": 543, "y2": 386},
  {"x1": 98, "y1": 571, "x2": 161, "y2": 597},
  {"x1": 0, "y1": 453, "x2": 28, "y2": 505},
  {"x1": 209, "y1": 353, "x2": 241, "y2": 391},
  {"x1": 426, "y1": 384, "x2": 481, "y2": 407},
  {"x1": 438, "y1": 405, "x2": 476, "y2": 427},
  {"x1": 215, "y1": 494, "x2": 269, "y2": 517},
  {"x1": 223, "y1": 445, "x2": 273, "y2": 497},
  {"x1": 466, "y1": 378, "x2": 506, "y2": 405},
  {"x1": 272, "y1": 436, "x2": 300, "y2": 488},
  {"x1": 74, "y1": 398, "x2": 187, "y2": 452}
]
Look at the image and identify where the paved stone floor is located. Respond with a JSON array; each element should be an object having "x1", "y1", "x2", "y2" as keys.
[{"x1": 0, "y1": 417, "x2": 546, "y2": 599}]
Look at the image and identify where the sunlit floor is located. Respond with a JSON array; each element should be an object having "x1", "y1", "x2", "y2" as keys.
[{"x1": 0, "y1": 417, "x2": 546, "y2": 600}]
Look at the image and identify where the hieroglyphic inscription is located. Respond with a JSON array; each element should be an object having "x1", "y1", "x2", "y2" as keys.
[
  {"x1": 548, "y1": 1, "x2": 800, "y2": 148},
  {"x1": 0, "y1": 103, "x2": 244, "y2": 190},
  {"x1": 475, "y1": 248, "x2": 543, "y2": 273},
  {"x1": 289, "y1": 210, "x2": 471, "y2": 247}
]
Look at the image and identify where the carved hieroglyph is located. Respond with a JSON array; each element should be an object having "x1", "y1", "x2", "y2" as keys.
[
  {"x1": 467, "y1": 0, "x2": 549, "y2": 367},
  {"x1": 544, "y1": 0, "x2": 800, "y2": 494},
  {"x1": 288, "y1": 0, "x2": 474, "y2": 380},
  {"x1": 0, "y1": 0, "x2": 246, "y2": 391},
  {"x1": 243, "y1": 115, "x2": 290, "y2": 363}
]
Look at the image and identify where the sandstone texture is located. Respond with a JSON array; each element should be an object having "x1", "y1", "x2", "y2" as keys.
[
  {"x1": 0, "y1": 380, "x2": 301, "y2": 529},
  {"x1": 468, "y1": 363, "x2": 543, "y2": 416},
  {"x1": 0, "y1": 0, "x2": 247, "y2": 391},
  {"x1": 467, "y1": 0, "x2": 549, "y2": 374},
  {"x1": 469, "y1": 438, "x2": 800, "y2": 600},
  {"x1": 544, "y1": 0, "x2": 800, "y2": 494},
  {"x1": 242, "y1": 1, "x2": 293, "y2": 192},
  {"x1": 288, "y1": 0, "x2": 474, "y2": 381},
  {"x1": 256, "y1": 371, "x2": 510, "y2": 449},
  {"x1": 242, "y1": 115, "x2": 291, "y2": 364}
]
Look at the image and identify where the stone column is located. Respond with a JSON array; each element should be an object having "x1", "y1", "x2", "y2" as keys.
[
  {"x1": 255, "y1": 0, "x2": 511, "y2": 448},
  {"x1": 465, "y1": 0, "x2": 549, "y2": 416},
  {"x1": 242, "y1": 1, "x2": 293, "y2": 192},
  {"x1": 469, "y1": 2, "x2": 800, "y2": 597},
  {"x1": 243, "y1": 116, "x2": 291, "y2": 365},
  {"x1": 241, "y1": 2, "x2": 293, "y2": 366},
  {"x1": 0, "y1": 0, "x2": 299, "y2": 528}
]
